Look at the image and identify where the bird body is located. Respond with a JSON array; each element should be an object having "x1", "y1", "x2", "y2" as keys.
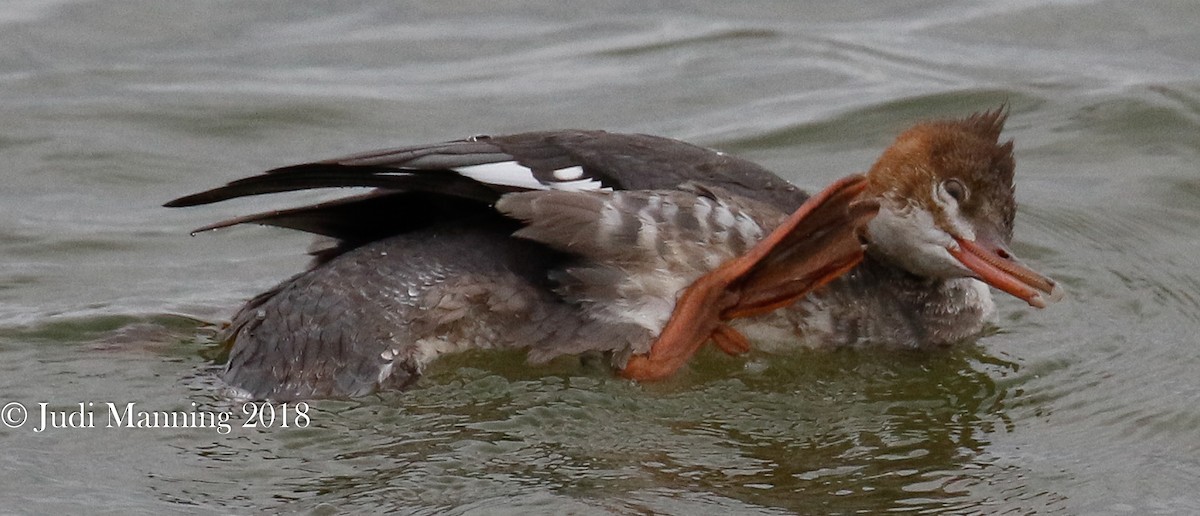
[{"x1": 169, "y1": 109, "x2": 1061, "y2": 400}]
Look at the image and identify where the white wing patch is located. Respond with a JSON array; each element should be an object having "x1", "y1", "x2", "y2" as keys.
[
  {"x1": 451, "y1": 161, "x2": 608, "y2": 191},
  {"x1": 551, "y1": 178, "x2": 610, "y2": 191},
  {"x1": 552, "y1": 165, "x2": 584, "y2": 181},
  {"x1": 453, "y1": 161, "x2": 543, "y2": 190}
]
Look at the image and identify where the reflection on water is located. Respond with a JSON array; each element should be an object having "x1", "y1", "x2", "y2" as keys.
[{"x1": 138, "y1": 332, "x2": 1050, "y2": 513}]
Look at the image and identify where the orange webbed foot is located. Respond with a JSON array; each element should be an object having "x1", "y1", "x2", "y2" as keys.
[{"x1": 711, "y1": 324, "x2": 751, "y2": 356}]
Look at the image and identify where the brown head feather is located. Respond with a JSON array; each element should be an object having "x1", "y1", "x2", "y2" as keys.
[{"x1": 865, "y1": 108, "x2": 1017, "y2": 240}]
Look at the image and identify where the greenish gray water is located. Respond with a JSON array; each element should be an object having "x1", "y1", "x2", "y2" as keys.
[{"x1": 2, "y1": 1, "x2": 1198, "y2": 514}]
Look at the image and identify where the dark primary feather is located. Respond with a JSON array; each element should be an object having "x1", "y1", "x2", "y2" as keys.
[
  {"x1": 166, "y1": 130, "x2": 810, "y2": 263},
  {"x1": 166, "y1": 130, "x2": 806, "y2": 210},
  {"x1": 162, "y1": 163, "x2": 499, "y2": 208}
]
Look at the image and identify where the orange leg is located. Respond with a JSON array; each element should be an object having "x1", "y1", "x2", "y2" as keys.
[{"x1": 620, "y1": 174, "x2": 877, "y2": 381}]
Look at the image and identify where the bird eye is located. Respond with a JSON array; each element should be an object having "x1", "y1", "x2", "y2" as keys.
[{"x1": 942, "y1": 179, "x2": 968, "y2": 203}]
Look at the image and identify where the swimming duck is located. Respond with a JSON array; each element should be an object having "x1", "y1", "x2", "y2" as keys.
[{"x1": 168, "y1": 108, "x2": 1062, "y2": 400}]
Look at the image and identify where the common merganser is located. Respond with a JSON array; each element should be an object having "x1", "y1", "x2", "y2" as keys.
[{"x1": 168, "y1": 108, "x2": 1062, "y2": 400}]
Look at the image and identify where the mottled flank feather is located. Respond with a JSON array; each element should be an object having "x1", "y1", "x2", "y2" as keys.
[{"x1": 497, "y1": 186, "x2": 785, "y2": 338}]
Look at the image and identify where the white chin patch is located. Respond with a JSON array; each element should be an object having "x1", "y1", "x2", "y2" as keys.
[
  {"x1": 866, "y1": 203, "x2": 965, "y2": 279},
  {"x1": 452, "y1": 161, "x2": 607, "y2": 191}
]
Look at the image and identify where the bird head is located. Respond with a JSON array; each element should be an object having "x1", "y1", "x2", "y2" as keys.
[{"x1": 862, "y1": 109, "x2": 1062, "y2": 307}]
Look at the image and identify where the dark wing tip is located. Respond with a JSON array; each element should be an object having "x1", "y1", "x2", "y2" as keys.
[
  {"x1": 164, "y1": 190, "x2": 219, "y2": 208},
  {"x1": 163, "y1": 163, "x2": 409, "y2": 208}
]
